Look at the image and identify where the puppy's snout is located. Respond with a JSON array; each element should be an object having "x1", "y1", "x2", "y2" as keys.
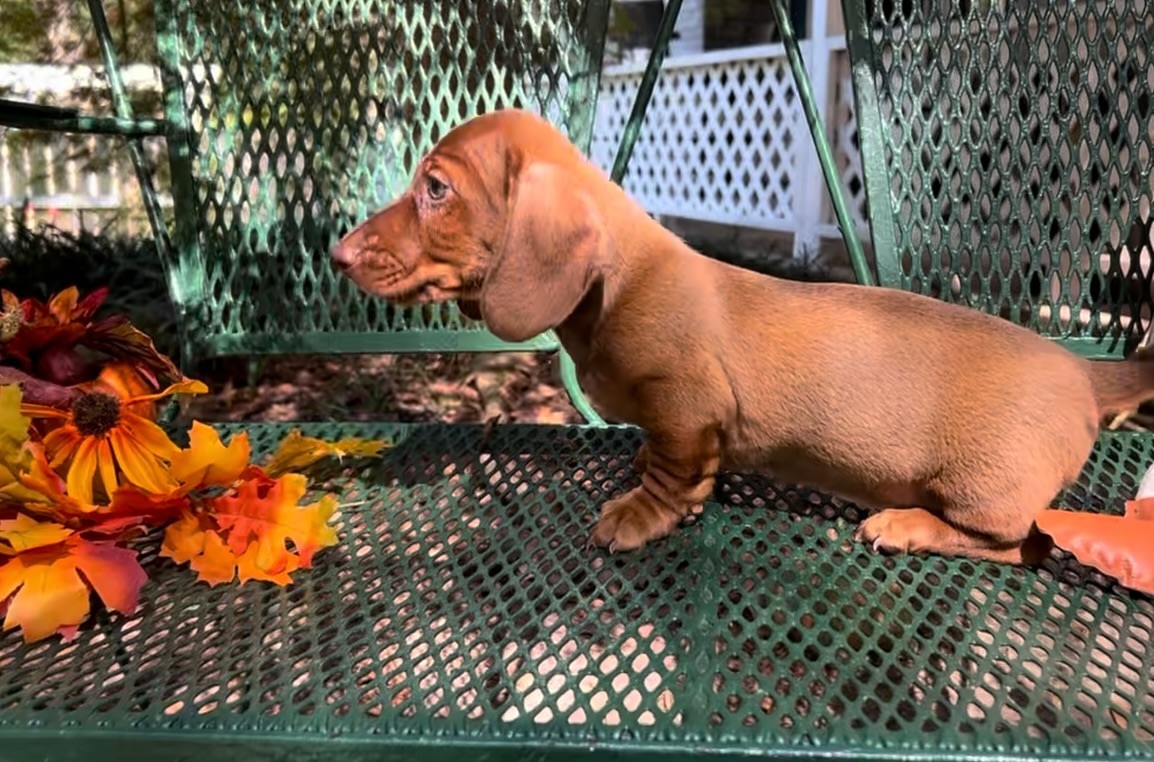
[{"x1": 330, "y1": 240, "x2": 359, "y2": 271}]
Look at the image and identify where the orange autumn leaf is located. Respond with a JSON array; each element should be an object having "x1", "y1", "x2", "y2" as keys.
[
  {"x1": 0, "y1": 537, "x2": 146, "y2": 643},
  {"x1": 236, "y1": 541, "x2": 300, "y2": 585},
  {"x1": 262, "y1": 428, "x2": 388, "y2": 478},
  {"x1": 161, "y1": 514, "x2": 236, "y2": 586},
  {"x1": 160, "y1": 511, "x2": 209, "y2": 564},
  {"x1": 0, "y1": 513, "x2": 73, "y2": 553},
  {"x1": 1035, "y1": 503, "x2": 1154, "y2": 596},
  {"x1": 161, "y1": 499, "x2": 314, "y2": 587},
  {"x1": 191, "y1": 531, "x2": 242, "y2": 586},
  {"x1": 169, "y1": 421, "x2": 251, "y2": 489},
  {"x1": 209, "y1": 471, "x2": 339, "y2": 571}
]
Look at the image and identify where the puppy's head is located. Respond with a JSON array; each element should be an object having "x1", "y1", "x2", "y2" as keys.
[{"x1": 331, "y1": 108, "x2": 612, "y2": 343}]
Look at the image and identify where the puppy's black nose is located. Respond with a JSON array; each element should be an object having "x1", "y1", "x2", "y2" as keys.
[{"x1": 331, "y1": 241, "x2": 358, "y2": 270}]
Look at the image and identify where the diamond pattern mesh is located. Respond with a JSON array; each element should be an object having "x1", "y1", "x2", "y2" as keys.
[
  {"x1": 846, "y1": 0, "x2": 1154, "y2": 351},
  {"x1": 158, "y1": 0, "x2": 610, "y2": 356},
  {"x1": 1, "y1": 422, "x2": 1152, "y2": 758}
]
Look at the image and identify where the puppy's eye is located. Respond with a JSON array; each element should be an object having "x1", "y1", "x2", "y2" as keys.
[{"x1": 426, "y1": 175, "x2": 449, "y2": 201}]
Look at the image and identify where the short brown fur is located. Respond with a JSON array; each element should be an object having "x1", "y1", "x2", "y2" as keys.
[{"x1": 331, "y1": 109, "x2": 1154, "y2": 565}]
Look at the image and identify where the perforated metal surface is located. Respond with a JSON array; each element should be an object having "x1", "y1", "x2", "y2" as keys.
[
  {"x1": 156, "y1": 0, "x2": 611, "y2": 358},
  {"x1": 1, "y1": 422, "x2": 1151, "y2": 760},
  {"x1": 843, "y1": 0, "x2": 1154, "y2": 357}
]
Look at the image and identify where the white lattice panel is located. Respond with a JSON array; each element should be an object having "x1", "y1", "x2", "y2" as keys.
[{"x1": 591, "y1": 50, "x2": 803, "y2": 230}]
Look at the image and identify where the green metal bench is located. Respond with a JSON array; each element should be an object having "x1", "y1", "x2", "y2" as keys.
[{"x1": 2, "y1": 0, "x2": 1154, "y2": 759}]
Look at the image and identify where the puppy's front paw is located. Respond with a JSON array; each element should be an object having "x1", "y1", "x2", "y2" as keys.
[
  {"x1": 854, "y1": 507, "x2": 939, "y2": 555},
  {"x1": 589, "y1": 487, "x2": 680, "y2": 553}
]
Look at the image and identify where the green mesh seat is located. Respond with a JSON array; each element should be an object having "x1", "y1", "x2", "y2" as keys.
[{"x1": 2, "y1": 0, "x2": 1154, "y2": 759}]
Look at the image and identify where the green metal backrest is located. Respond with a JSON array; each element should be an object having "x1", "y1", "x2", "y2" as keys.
[
  {"x1": 841, "y1": 0, "x2": 1154, "y2": 359},
  {"x1": 154, "y1": 0, "x2": 612, "y2": 361}
]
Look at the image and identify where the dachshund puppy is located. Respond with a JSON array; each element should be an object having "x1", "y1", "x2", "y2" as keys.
[{"x1": 331, "y1": 108, "x2": 1154, "y2": 565}]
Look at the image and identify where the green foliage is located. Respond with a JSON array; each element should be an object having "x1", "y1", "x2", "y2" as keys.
[
  {"x1": 0, "y1": 1, "x2": 45, "y2": 62},
  {"x1": 0, "y1": 0, "x2": 157, "y2": 64}
]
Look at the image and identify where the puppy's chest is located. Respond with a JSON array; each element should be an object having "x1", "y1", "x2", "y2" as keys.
[{"x1": 575, "y1": 362, "x2": 636, "y2": 422}]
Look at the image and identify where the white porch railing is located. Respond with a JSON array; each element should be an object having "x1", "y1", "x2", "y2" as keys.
[{"x1": 589, "y1": 41, "x2": 868, "y2": 260}]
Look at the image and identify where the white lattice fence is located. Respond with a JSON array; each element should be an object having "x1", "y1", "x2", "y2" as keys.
[
  {"x1": 0, "y1": 64, "x2": 168, "y2": 237},
  {"x1": 591, "y1": 45, "x2": 868, "y2": 246}
]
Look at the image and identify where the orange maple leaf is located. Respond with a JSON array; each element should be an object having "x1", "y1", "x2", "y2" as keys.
[
  {"x1": 209, "y1": 471, "x2": 339, "y2": 571},
  {"x1": 162, "y1": 470, "x2": 337, "y2": 588},
  {"x1": 0, "y1": 513, "x2": 73, "y2": 554},
  {"x1": 168, "y1": 422, "x2": 251, "y2": 490},
  {"x1": 0, "y1": 536, "x2": 147, "y2": 643},
  {"x1": 160, "y1": 514, "x2": 241, "y2": 586}
]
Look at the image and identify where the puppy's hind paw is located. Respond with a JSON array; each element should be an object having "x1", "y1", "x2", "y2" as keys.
[{"x1": 854, "y1": 508, "x2": 939, "y2": 556}]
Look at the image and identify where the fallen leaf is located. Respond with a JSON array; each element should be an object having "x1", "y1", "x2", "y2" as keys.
[
  {"x1": 160, "y1": 511, "x2": 210, "y2": 565},
  {"x1": 209, "y1": 471, "x2": 339, "y2": 570},
  {"x1": 263, "y1": 429, "x2": 388, "y2": 478},
  {"x1": 169, "y1": 421, "x2": 251, "y2": 489},
  {"x1": 0, "y1": 537, "x2": 147, "y2": 643},
  {"x1": 0, "y1": 514, "x2": 73, "y2": 552},
  {"x1": 1036, "y1": 508, "x2": 1154, "y2": 596}
]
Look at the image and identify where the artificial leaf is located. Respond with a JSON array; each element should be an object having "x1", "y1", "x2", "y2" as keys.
[
  {"x1": 0, "y1": 385, "x2": 41, "y2": 504},
  {"x1": 190, "y1": 531, "x2": 239, "y2": 586},
  {"x1": 0, "y1": 384, "x2": 30, "y2": 446},
  {"x1": 235, "y1": 541, "x2": 299, "y2": 585},
  {"x1": 82, "y1": 486, "x2": 192, "y2": 538},
  {"x1": 169, "y1": 421, "x2": 251, "y2": 489},
  {"x1": 209, "y1": 472, "x2": 339, "y2": 572},
  {"x1": 160, "y1": 511, "x2": 209, "y2": 564},
  {"x1": 0, "y1": 537, "x2": 147, "y2": 643},
  {"x1": 82, "y1": 315, "x2": 183, "y2": 389},
  {"x1": 0, "y1": 514, "x2": 73, "y2": 552},
  {"x1": 12, "y1": 442, "x2": 86, "y2": 515},
  {"x1": 1035, "y1": 507, "x2": 1154, "y2": 596},
  {"x1": 263, "y1": 428, "x2": 388, "y2": 478},
  {"x1": 3, "y1": 287, "x2": 106, "y2": 372},
  {"x1": 161, "y1": 510, "x2": 291, "y2": 587}
]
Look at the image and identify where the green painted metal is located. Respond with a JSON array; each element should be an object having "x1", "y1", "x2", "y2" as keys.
[
  {"x1": 609, "y1": 0, "x2": 683, "y2": 185},
  {"x1": 839, "y1": 0, "x2": 1154, "y2": 357},
  {"x1": 3, "y1": 1, "x2": 1153, "y2": 759},
  {"x1": 149, "y1": 0, "x2": 624, "y2": 423},
  {"x1": 0, "y1": 108, "x2": 164, "y2": 137},
  {"x1": 0, "y1": 421, "x2": 1152, "y2": 760},
  {"x1": 85, "y1": 0, "x2": 172, "y2": 265},
  {"x1": 768, "y1": 0, "x2": 874, "y2": 287}
]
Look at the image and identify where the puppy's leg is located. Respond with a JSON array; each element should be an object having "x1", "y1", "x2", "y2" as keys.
[
  {"x1": 631, "y1": 442, "x2": 651, "y2": 474},
  {"x1": 592, "y1": 424, "x2": 721, "y2": 552},
  {"x1": 855, "y1": 505, "x2": 1054, "y2": 565}
]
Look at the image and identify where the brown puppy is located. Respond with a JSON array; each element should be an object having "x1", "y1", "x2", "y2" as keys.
[{"x1": 331, "y1": 108, "x2": 1154, "y2": 565}]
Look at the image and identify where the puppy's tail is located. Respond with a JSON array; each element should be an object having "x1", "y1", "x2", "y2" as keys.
[{"x1": 1088, "y1": 346, "x2": 1154, "y2": 417}]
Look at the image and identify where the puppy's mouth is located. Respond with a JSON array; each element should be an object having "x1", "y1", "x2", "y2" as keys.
[{"x1": 354, "y1": 262, "x2": 479, "y2": 308}]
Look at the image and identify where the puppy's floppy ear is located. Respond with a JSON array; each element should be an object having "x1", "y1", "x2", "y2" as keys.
[{"x1": 479, "y1": 161, "x2": 609, "y2": 342}]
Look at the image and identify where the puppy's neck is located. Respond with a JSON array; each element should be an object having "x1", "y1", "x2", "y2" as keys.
[{"x1": 554, "y1": 279, "x2": 606, "y2": 365}]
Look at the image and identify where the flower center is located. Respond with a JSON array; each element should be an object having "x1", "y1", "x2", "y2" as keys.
[{"x1": 71, "y1": 392, "x2": 122, "y2": 437}]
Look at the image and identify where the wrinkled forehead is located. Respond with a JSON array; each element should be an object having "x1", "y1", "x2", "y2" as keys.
[{"x1": 425, "y1": 110, "x2": 580, "y2": 169}]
